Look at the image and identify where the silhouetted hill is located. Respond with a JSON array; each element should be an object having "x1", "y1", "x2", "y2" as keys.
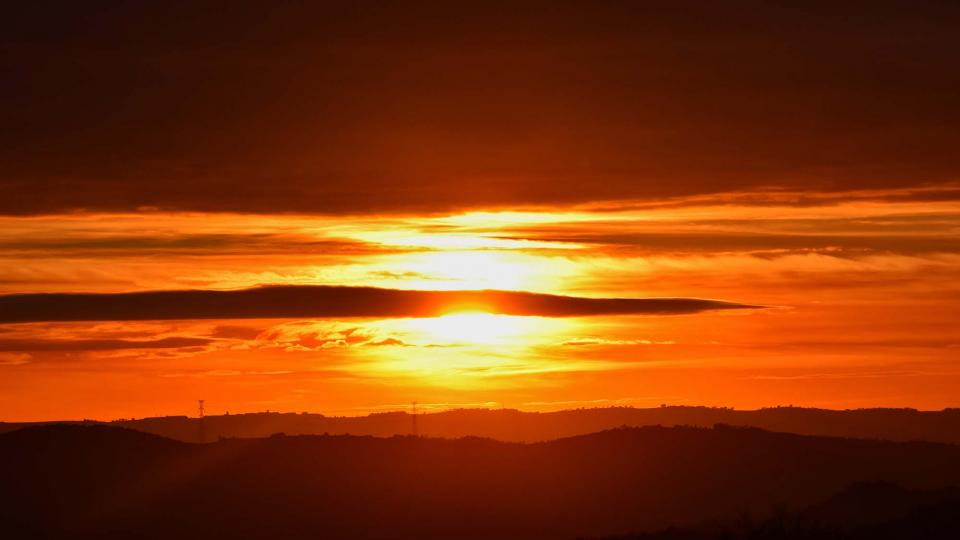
[
  {"x1": 4, "y1": 406, "x2": 959, "y2": 445},
  {"x1": 3, "y1": 424, "x2": 960, "y2": 539},
  {"x1": 597, "y1": 482, "x2": 960, "y2": 539}
]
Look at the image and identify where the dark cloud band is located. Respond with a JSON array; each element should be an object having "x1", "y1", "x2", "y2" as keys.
[
  {"x1": 0, "y1": 337, "x2": 212, "y2": 352},
  {"x1": 3, "y1": 3, "x2": 960, "y2": 215},
  {"x1": 0, "y1": 286, "x2": 760, "y2": 323}
]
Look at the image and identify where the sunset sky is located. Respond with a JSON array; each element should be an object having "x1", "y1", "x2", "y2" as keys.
[{"x1": 2, "y1": 2, "x2": 959, "y2": 420}]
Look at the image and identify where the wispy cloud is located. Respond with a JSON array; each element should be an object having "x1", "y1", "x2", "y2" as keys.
[
  {"x1": 0, "y1": 352, "x2": 30, "y2": 366},
  {"x1": 560, "y1": 337, "x2": 676, "y2": 346},
  {"x1": 0, "y1": 285, "x2": 760, "y2": 323},
  {"x1": 0, "y1": 337, "x2": 212, "y2": 352}
]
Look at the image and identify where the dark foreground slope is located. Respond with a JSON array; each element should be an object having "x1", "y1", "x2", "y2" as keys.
[
  {"x1": 6, "y1": 406, "x2": 960, "y2": 445},
  {"x1": 600, "y1": 482, "x2": 960, "y2": 540},
  {"x1": 3, "y1": 425, "x2": 960, "y2": 540}
]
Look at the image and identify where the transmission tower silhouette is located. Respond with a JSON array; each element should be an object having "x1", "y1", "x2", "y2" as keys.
[
  {"x1": 411, "y1": 401, "x2": 418, "y2": 437},
  {"x1": 197, "y1": 399, "x2": 206, "y2": 443}
]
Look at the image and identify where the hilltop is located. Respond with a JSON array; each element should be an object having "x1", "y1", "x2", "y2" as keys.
[
  {"x1": 4, "y1": 405, "x2": 960, "y2": 444},
  {"x1": 2, "y1": 423, "x2": 960, "y2": 539}
]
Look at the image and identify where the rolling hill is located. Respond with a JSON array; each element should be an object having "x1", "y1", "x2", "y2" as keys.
[
  {"x1": 3, "y1": 423, "x2": 960, "y2": 539},
  {"x1": 5, "y1": 406, "x2": 959, "y2": 445}
]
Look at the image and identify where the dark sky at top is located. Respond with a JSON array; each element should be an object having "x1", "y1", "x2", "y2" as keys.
[{"x1": 3, "y1": 1, "x2": 959, "y2": 215}]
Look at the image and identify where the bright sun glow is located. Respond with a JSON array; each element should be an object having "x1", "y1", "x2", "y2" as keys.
[
  {"x1": 355, "y1": 312, "x2": 595, "y2": 387},
  {"x1": 374, "y1": 250, "x2": 577, "y2": 292},
  {"x1": 404, "y1": 312, "x2": 547, "y2": 345},
  {"x1": 348, "y1": 229, "x2": 579, "y2": 250}
]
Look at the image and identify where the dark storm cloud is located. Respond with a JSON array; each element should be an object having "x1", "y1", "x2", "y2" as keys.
[
  {"x1": 2, "y1": 1, "x2": 960, "y2": 215},
  {"x1": 0, "y1": 286, "x2": 760, "y2": 323}
]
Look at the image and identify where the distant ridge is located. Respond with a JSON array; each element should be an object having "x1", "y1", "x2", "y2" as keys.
[
  {"x1": 599, "y1": 481, "x2": 960, "y2": 540},
  {"x1": 2, "y1": 424, "x2": 960, "y2": 540},
  {"x1": 4, "y1": 406, "x2": 960, "y2": 444}
]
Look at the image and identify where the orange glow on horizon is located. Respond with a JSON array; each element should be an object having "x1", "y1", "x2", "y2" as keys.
[{"x1": 1, "y1": 187, "x2": 959, "y2": 420}]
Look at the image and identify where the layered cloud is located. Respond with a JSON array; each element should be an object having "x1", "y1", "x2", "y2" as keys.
[
  {"x1": 0, "y1": 286, "x2": 757, "y2": 323},
  {"x1": 3, "y1": 3, "x2": 960, "y2": 215},
  {"x1": 0, "y1": 337, "x2": 212, "y2": 352},
  {"x1": 5, "y1": 2, "x2": 960, "y2": 419}
]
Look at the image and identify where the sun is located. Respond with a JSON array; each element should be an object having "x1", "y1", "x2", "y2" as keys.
[
  {"x1": 356, "y1": 312, "x2": 584, "y2": 386},
  {"x1": 402, "y1": 312, "x2": 551, "y2": 345}
]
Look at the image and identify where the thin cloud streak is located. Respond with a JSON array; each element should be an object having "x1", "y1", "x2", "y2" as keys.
[
  {"x1": 0, "y1": 337, "x2": 212, "y2": 352},
  {"x1": 0, "y1": 285, "x2": 760, "y2": 323}
]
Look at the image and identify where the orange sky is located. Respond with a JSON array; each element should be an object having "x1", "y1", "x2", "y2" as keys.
[
  {"x1": 3, "y1": 3, "x2": 960, "y2": 420},
  {"x1": 1, "y1": 186, "x2": 958, "y2": 420}
]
